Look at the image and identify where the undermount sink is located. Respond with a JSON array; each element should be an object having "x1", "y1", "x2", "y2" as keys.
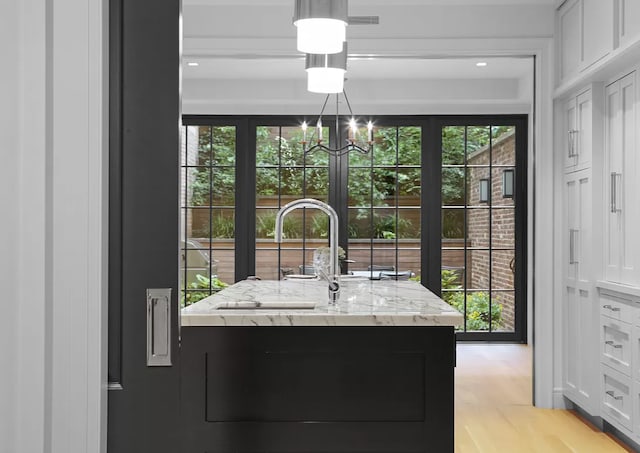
[{"x1": 212, "y1": 301, "x2": 317, "y2": 310}]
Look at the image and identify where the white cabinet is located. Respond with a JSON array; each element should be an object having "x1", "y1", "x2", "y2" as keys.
[
  {"x1": 556, "y1": 0, "x2": 615, "y2": 85},
  {"x1": 582, "y1": 0, "x2": 614, "y2": 68},
  {"x1": 598, "y1": 290, "x2": 640, "y2": 439},
  {"x1": 558, "y1": 0, "x2": 582, "y2": 82},
  {"x1": 563, "y1": 169, "x2": 598, "y2": 413},
  {"x1": 564, "y1": 169, "x2": 592, "y2": 286},
  {"x1": 604, "y1": 72, "x2": 640, "y2": 285},
  {"x1": 564, "y1": 90, "x2": 593, "y2": 172},
  {"x1": 619, "y1": 0, "x2": 640, "y2": 48}
]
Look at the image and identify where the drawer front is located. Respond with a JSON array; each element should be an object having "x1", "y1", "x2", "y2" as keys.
[
  {"x1": 601, "y1": 317, "x2": 632, "y2": 376},
  {"x1": 602, "y1": 365, "x2": 632, "y2": 431},
  {"x1": 600, "y1": 295, "x2": 636, "y2": 322}
]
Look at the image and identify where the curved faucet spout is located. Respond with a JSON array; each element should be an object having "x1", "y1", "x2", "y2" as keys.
[{"x1": 274, "y1": 198, "x2": 340, "y2": 304}]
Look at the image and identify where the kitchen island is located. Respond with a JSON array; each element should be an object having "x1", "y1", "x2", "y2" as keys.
[{"x1": 181, "y1": 279, "x2": 463, "y2": 453}]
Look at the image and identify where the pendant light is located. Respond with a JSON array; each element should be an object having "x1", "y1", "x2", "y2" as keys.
[
  {"x1": 293, "y1": 0, "x2": 348, "y2": 54},
  {"x1": 305, "y1": 45, "x2": 347, "y2": 94}
]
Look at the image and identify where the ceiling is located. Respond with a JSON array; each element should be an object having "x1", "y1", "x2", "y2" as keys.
[{"x1": 181, "y1": 0, "x2": 549, "y2": 114}]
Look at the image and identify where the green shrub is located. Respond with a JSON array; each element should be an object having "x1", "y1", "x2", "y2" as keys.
[
  {"x1": 440, "y1": 269, "x2": 502, "y2": 331},
  {"x1": 255, "y1": 211, "x2": 302, "y2": 239},
  {"x1": 181, "y1": 273, "x2": 228, "y2": 307}
]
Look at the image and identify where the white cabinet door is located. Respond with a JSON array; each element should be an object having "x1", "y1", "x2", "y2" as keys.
[
  {"x1": 582, "y1": 0, "x2": 613, "y2": 69},
  {"x1": 565, "y1": 285, "x2": 598, "y2": 413},
  {"x1": 558, "y1": 0, "x2": 581, "y2": 82},
  {"x1": 565, "y1": 90, "x2": 593, "y2": 171},
  {"x1": 564, "y1": 169, "x2": 597, "y2": 414},
  {"x1": 605, "y1": 72, "x2": 640, "y2": 285},
  {"x1": 565, "y1": 169, "x2": 592, "y2": 286},
  {"x1": 619, "y1": 0, "x2": 640, "y2": 48}
]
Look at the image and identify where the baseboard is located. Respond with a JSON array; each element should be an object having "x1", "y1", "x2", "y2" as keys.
[
  {"x1": 553, "y1": 388, "x2": 569, "y2": 409},
  {"x1": 603, "y1": 420, "x2": 640, "y2": 452}
]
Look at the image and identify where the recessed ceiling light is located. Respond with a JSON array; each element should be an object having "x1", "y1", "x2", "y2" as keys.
[
  {"x1": 187, "y1": 62, "x2": 199, "y2": 67},
  {"x1": 476, "y1": 62, "x2": 488, "y2": 67}
]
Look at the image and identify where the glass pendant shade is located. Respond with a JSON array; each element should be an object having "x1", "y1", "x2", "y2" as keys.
[
  {"x1": 306, "y1": 67, "x2": 346, "y2": 93},
  {"x1": 296, "y1": 19, "x2": 346, "y2": 54},
  {"x1": 293, "y1": 0, "x2": 348, "y2": 54},
  {"x1": 305, "y1": 48, "x2": 347, "y2": 94}
]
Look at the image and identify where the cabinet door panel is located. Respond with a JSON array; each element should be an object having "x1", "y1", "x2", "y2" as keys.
[
  {"x1": 565, "y1": 98, "x2": 578, "y2": 170},
  {"x1": 559, "y1": 0, "x2": 581, "y2": 82},
  {"x1": 605, "y1": 81, "x2": 622, "y2": 282},
  {"x1": 620, "y1": 0, "x2": 640, "y2": 48},
  {"x1": 565, "y1": 286, "x2": 597, "y2": 413},
  {"x1": 576, "y1": 90, "x2": 592, "y2": 170},
  {"x1": 565, "y1": 170, "x2": 591, "y2": 286},
  {"x1": 620, "y1": 75, "x2": 638, "y2": 283},
  {"x1": 582, "y1": 0, "x2": 613, "y2": 69}
]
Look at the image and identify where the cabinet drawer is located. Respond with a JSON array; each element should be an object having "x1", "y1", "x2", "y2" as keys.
[
  {"x1": 601, "y1": 317, "x2": 632, "y2": 376},
  {"x1": 602, "y1": 365, "x2": 632, "y2": 431},
  {"x1": 600, "y1": 295, "x2": 636, "y2": 321}
]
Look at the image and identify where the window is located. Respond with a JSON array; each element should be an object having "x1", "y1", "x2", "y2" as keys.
[{"x1": 180, "y1": 115, "x2": 527, "y2": 342}]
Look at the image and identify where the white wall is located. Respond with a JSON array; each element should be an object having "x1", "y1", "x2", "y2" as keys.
[
  {"x1": 0, "y1": 0, "x2": 107, "y2": 452},
  {"x1": 0, "y1": 1, "x2": 20, "y2": 451}
]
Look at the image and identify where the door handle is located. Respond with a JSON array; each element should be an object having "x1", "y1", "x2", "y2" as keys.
[
  {"x1": 147, "y1": 288, "x2": 172, "y2": 366},
  {"x1": 568, "y1": 130, "x2": 578, "y2": 158},
  {"x1": 611, "y1": 172, "x2": 621, "y2": 213},
  {"x1": 569, "y1": 229, "x2": 579, "y2": 264}
]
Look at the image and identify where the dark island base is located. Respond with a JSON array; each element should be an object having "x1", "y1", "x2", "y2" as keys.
[{"x1": 181, "y1": 326, "x2": 456, "y2": 453}]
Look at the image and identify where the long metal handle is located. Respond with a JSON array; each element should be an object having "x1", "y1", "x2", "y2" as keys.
[
  {"x1": 606, "y1": 390, "x2": 623, "y2": 400},
  {"x1": 611, "y1": 172, "x2": 622, "y2": 213},
  {"x1": 603, "y1": 304, "x2": 621, "y2": 312},
  {"x1": 147, "y1": 288, "x2": 172, "y2": 366},
  {"x1": 569, "y1": 229, "x2": 578, "y2": 264},
  {"x1": 605, "y1": 340, "x2": 623, "y2": 349},
  {"x1": 568, "y1": 130, "x2": 578, "y2": 158}
]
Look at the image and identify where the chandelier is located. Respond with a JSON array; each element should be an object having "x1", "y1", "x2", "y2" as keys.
[{"x1": 301, "y1": 90, "x2": 373, "y2": 156}]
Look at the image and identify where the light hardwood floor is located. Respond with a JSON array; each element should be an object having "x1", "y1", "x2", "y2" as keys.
[{"x1": 455, "y1": 344, "x2": 635, "y2": 452}]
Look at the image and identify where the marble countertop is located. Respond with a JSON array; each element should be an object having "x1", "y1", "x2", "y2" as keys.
[{"x1": 181, "y1": 278, "x2": 463, "y2": 327}]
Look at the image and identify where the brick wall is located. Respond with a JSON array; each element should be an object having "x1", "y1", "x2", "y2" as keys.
[{"x1": 467, "y1": 131, "x2": 516, "y2": 331}]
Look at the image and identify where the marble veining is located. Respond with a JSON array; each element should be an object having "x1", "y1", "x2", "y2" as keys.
[{"x1": 181, "y1": 279, "x2": 463, "y2": 327}]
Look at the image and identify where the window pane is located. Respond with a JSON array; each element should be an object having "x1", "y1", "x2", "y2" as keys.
[
  {"x1": 211, "y1": 168, "x2": 235, "y2": 206},
  {"x1": 186, "y1": 168, "x2": 211, "y2": 206},
  {"x1": 491, "y1": 126, "x2": 516, "y2": 166},
  {"x1": 398, "y1": 126, "x2": 421, "y2": 165},
  {"x1": 398, "y1": 209, "x2": 420, "y2": 240},
  {"x1": 442, "y1": 208, "x2": 464, "y2": 240},
  {"x1": 211, "y1": 126, "x2": 236, "y2": 166},
  {"x1": 256, "y1": 168, "x2": 279, "y2": 204},
  {"x1": 304, "y1": 168, "x2": 329, "y2": 199},
  {"x1": 442, "y1": 168, "x2": 465, "y2": 206},
  {"x1": 492, "y1": 250, "x2": 515, "y2": 290},
  {"x1": 492, "y1": 208, "x2": 515, "y2": 248},
  {"x1": 465, "y1": 126, "x2": 491, "y2": 159},
  {"x1": 467, "y1": 167, "x2": 490, "y2": 207},
  {"x1": 467, "y1": 208, "x2": 489, "y2": 248},
  {"x1": 374, "y1": 127, "x2": 398, "y2": 166},
  {"x1": 256, "y1": 126, "x2": 279, "y2": 166},
  {"x1": 348, "y1": 169, "x2": 372, "y2": 207},
  {"x1": 466, "y1": 249, "x2": 489, "y2": 290},
  {"x1": 397, "y1": 168, "x2": 421, "y2": 199},
  {"x1": 493, "y1": 167, "x2": 515, "y2": 206},
  {"x1": 442, "y1": 126, "x2": 465, "y2": 165},
  {"x1": 492, "y1": 291, "x2": 515, "y2": 332}
]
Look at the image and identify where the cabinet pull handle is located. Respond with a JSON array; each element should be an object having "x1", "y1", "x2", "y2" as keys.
[
  {"x1": 611, "y1": 172, "x2": 622, "y2": 213},
  {"x1": 603, "y1": 304, "x2": 621, "y2": 312},
  {"x1": 569, "y1": 229, "x2": 578, "y2": 264},
  {"x1": 568, "y1": 130, "x2": 578, "y2": 158},
  {"x1": 605, "y1": 340, "x2": 623, "y2": 349},
  {"x1": 606, "y1": 390, "x2": 623, "y2": 400}
]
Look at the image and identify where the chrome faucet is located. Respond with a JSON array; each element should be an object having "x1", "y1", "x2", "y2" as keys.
[{"x1": 274, "y1": 198, "x2": 340, "y2": 304}]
